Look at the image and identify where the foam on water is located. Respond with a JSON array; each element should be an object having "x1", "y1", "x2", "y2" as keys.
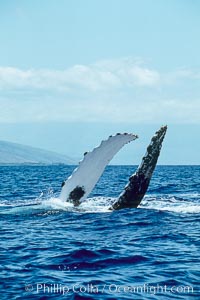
[
  {"x1": 0, "y1": 196, "x2": 114, "y2": 215},
  {"x1": 141, "y1": 195, "x2": 200, "y2": 214},
  {"x1": 1, "y1": 194, "x2": 199, "y2": 215}
]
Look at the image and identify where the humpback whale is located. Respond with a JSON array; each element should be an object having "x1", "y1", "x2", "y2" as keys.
[{"x1": 60, "y1": 126, "x2": 167, "y2": 210}]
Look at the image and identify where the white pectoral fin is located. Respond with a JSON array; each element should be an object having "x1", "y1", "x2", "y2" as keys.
[{"x1": 59, "y1": 133, "x2": 138, "y2": 204}]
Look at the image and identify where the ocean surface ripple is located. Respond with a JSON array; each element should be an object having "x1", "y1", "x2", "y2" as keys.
[{"x1": 0, "y1": 165, "x2": 199, "y2": 299}]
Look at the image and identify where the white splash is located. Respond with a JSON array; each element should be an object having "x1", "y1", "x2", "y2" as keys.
[
  {"x1": 42, "y1": 196, "x2": 113, "y2": 213},
  {"x1": 0, "y1": 195, "x2": 199, "y2": 215},
  {"x1": 140, "y1": 196, "x2": 200, "y2": 214}
]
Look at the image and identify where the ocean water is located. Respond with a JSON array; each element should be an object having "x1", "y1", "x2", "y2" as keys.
[{"x1": 0, "y1": 165, "x2": 199, "y2": 299}]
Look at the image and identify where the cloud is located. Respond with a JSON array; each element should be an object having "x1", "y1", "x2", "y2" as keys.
[
  {"x1": 95, "y1": 58, "x2": 161, "y2": 87},
  {"x1": 0, "y1": 58, "x2": 160, "y2": 92},
  {"x1": 0, "y1": 58, "x2": 199, "y2": 124},
  {"x1": 0, "y1": 94, "x2": 199, "y2": 124}
]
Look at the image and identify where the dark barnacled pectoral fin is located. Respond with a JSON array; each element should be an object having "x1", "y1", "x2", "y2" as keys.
[{"x1": 110, "y1": 125, "x2": 167, "y2": 210}]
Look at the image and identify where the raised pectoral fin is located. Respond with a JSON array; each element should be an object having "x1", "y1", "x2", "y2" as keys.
[
  {"x1": 111, "y1": 125, "x2": 167, "y2": 210},
  {"x1": 60, "y1": 133, "x2": 138, "y2": 205}
]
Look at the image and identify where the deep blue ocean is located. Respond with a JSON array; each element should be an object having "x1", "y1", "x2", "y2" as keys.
[{"x1": 0, "y1": 165, "x2": 199, "y2": 299}]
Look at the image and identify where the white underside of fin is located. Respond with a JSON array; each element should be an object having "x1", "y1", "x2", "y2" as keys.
[{"x1": 59, "y1": 133, "x2": 138, "y2": 203}]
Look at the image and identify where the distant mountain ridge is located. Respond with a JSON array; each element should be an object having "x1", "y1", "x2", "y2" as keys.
[{"x1": 0, "y1": 140, "x2": 76, "y2": 165}]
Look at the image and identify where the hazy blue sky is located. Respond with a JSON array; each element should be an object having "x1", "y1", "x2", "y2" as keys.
[{"x1": 0, "y1": 0, "x2": 199, "y2": 164}]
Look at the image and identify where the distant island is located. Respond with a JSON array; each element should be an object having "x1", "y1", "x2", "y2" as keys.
[{"x1": 0, "y1": 140, "x2": 77, "y2": 165}]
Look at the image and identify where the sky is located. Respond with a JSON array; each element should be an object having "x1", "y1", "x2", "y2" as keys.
[{"x1": 0, "y1": 0, "x2": 199, "y2": 164}]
